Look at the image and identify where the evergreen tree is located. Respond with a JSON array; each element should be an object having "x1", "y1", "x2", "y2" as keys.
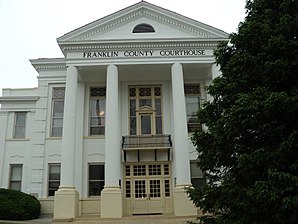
[{"x1": 187, "y1": 0, "x2": 298, "y2": 223}]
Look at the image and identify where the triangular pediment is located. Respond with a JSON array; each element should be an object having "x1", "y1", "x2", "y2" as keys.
[
  {"x1": 57, "y1": 1, "x2": 228, "y2": 43},
  {"x1": 137, "y1": 105, "x2": 155, "y2": 112}
]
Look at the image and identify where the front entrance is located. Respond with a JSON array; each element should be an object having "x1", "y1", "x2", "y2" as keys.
[
  {"x1": 124, "y1": 163, "x2": 172, "y2": 215},
  {"x1": 133, "y1": 178, "x2": 162, "y2": 214}
]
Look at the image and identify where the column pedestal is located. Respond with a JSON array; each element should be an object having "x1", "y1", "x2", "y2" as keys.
[
  {"x1": 53, "y1": 186, "x2": 79, "y2": 221},
  {"x1": 173, "y1": 184, "x2": 197, "y2": 216},
  {"x1": 101, "y1": 186, "x2": 122, "y2": 218}
]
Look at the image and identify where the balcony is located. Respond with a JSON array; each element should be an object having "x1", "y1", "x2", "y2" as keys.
[
  {"x1": 121, "y1": 134, "x2": 172, "y2": 162},
  {"x1": 121, "y1": 134, "x2": 172, "y2": 150}
]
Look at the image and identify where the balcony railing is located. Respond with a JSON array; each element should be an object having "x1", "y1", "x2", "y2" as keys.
[{"x1": 122, "y1": 134, "x2": 172, "y2": 150}]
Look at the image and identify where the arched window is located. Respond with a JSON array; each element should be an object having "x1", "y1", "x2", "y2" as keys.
[{"x1": 132, "y1": 23, "x2": 155, "y2": 33}]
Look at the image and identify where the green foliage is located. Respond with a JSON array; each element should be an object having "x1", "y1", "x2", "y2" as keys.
[
  {"x1": 187, "y1": 0, "x2": 298, "y2": 223},
  {"x1": 0, "y1": 188, "x2": 41, "y2": 220}
]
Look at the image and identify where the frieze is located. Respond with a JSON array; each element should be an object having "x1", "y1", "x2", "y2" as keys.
[{"x1": 82, "y1": 49, "x2": 208, "y2": 58}]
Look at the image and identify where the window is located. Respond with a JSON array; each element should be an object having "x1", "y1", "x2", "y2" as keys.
[
  {"x1": 13, "y1": 112, "x2": 26, "y2": 138},
  {"x1": 185, "y1": 84, "x2": 201, "y2": 132},
  {"x1": 9, "y1": 164, "x2": 22, "y2": 191},
  {"x1": 89, "y1": 87, "x2": 106, "y2": 135},
  {"x1": 190, "y1": 161, "x2": 206, "y2": 189},
  {"x1": 48, "y1": 164, "x2": 61, "y2": 196},
  {"x1": 89, "y1": 164, "x2": 105, "y2": 196},
  {"x1": 51, "y1": 87, "x2": 65, "y2": 137},
  {"x1": 132, "y1": 23, "x2": 155, "y2": 33},
  {"x1": 129, "y1": 86, "x2": 162, "y2": 135}
]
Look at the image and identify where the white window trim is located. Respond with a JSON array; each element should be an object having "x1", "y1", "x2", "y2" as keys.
[
  {"x1": 88, "y1": 163, "x2": 105, "y2": 197},
  {"x1": 48, "y1": 163, "x2": 61, "y2": 197},
  {"x1": 13, "y1": 112, "x2": 27, "y2": 139},
  {"x1": 9, "y1": 164, "x2": 23, "y2": 191},
  {"x1": 88, "y1": 87, "x2": 106, "y2": 136},
  {"x1": 49, "y1": 86, "x2": 65, "y2": 138}
]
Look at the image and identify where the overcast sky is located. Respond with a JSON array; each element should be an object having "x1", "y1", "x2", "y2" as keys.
[{"x1": 0, "y1": 0, "x2": 247, "y2": 96}]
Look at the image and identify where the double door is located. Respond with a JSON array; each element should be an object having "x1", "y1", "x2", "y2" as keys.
[
  {"x1": 133, "y1": 178, "x2": 162, "y2": 214},
  {"x1": 124, "y1": 163, "x2": 171, "y2": 215}
]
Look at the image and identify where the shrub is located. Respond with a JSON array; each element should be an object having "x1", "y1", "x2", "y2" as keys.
[{"x1": 0, "y1": 188, "x2": 41, "y2": 220}]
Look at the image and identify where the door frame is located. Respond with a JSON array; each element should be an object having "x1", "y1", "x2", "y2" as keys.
[
  {"x1": 136, "y1": 106, "x2": 156, "y2": 136},
  {"x1": 123, "y1": 162, "x2": 173, "y2": 215}
]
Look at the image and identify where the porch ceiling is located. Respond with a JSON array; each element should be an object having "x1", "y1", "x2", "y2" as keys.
[{"x1": 77, "y1": 63, "x2": 211, "y2": 82}]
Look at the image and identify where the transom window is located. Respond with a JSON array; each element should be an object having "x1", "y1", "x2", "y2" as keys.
[
  {"x1": 51, "y1": 87, "x2": 65, "y2": 137},
  {"x1": 185, "y1": 84, "x2": 201, "y2": 132},
  {"x1": 89, "y1": 87, "x2": 106, "y2": 135},
  {"x1": 129, "y1": 86, "x2": 162, "y2": 135}
]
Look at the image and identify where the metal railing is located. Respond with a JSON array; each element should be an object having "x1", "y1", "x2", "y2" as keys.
[{"x1": 122, "y1": 134, "x2": 172, "y2": 149}]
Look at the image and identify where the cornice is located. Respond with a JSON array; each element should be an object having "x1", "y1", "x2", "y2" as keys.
[
  {"x1": 0, "y1": 96, "x2": 39, "y2": 103},
  {"x1": 60, "y1": 41, "x2": 223, "y2": 52},
  {"x1": 30, "y1": 58, "x2": 66, "y2": 72},
  {"x1": 33, "y1": 65, "x2": 67, "y2": 71}
]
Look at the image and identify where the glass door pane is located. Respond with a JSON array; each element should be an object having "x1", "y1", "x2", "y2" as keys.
[{"x1": 141, "y1": 114, "x2": 152, "y2": 135}]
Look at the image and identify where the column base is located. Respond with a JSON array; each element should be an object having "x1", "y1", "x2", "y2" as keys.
[
  {"x1": 101, "y1": 186, "x2": 122, "y2": 218},
  {"x1": 173, "y1": 184, "x2": 197, "y2": 216},
  {"x1": 53, "y1": 186, "x2": 79, "y2": 221}
]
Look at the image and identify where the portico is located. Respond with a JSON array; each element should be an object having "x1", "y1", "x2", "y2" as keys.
[{"x1": 50, "y1": 60, "x2": 219, "y2": 219}]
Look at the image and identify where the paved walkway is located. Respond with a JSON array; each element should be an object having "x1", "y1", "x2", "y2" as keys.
[{"x1": 0, "y1": 214, "x2": 199, "y2": 224}]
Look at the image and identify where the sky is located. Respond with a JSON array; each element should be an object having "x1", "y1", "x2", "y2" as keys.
[{"x1": 0, "y1": 0, "x2": 247, "y2": 96}]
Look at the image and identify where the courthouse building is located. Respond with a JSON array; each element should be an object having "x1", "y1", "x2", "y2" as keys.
[{"x1": 0, "y1": 1, "x2": 228, "y2": 220}]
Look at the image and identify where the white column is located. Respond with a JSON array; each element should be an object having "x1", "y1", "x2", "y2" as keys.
[
  {"x1": 60, "y1": 65, "x2": 78, "y2": 187},
  {"x1": 206, "y1": 64, "x2": 221, "y2": 102},
  {"x1": 171, "y1": 63, "x2": 197, "y2": 216},
  {"x1": 104, "y1": 64, "x2": 121, "y2": 186},
  {"x1": 171, "y1": 63, "x2": 191, "y2": 185},
  {"x1": 54, "y1": 65, "x2": 79, "y2": 221},
  {"x1": 0, "y1": 112, "x2": 8, "y2": 187},
  {"x1": 101, "y1": 64, "x2": 122, "y2": 218},
  {"x1": 211, "y1": 63, "x2": 221, "y2": 79}
]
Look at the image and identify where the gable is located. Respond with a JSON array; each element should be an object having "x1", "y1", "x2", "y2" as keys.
[
  {"x1": 57, "y1": 1, "x2": 228, "y2": 43},
  {"x1": 89, "y1": 17, "x2": 200, "y2": 40}
]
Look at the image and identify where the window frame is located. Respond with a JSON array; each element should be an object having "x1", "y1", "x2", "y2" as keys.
[
  {"x1": 190, "y1": 161, "x2": 206, "y2": 189},
  {"x1": 132, "y1": 23, "x2": 155, "y2": 33},
  {"x1": 13, "y1": 112, "x2": 27, "y2": 139},
  {"x1": 89, "y1": 87, "x2": 106, "y2": 136},
  {"x1": 184, "y1": 84, "x2": 201, "y2": 133},
  {"x1": 50, "y1": 87, "x2": 65, "y2": 137},
  {"x1": 48, "y1": 163, "x2": 61, "y2": 197},
  {"x1": 128, "y1": 86, "x2": 163, "y2": 135},
  {"x1": 9, "y1": 164, "x2": 23, "y2": 191},
  {"x1": 88, "y1": 163, "x2": 105, "y2": 197}
]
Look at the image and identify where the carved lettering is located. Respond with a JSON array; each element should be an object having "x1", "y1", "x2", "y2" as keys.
[{"x1": 83, "y1": 49, "x2": 206, "y2": 58}]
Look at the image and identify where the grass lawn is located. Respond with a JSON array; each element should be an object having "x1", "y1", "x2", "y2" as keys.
[
  {"x1": 0, "y1": 223, "x2": 20, "y2": 224},
  {"x1": 0, "y1": 222, "x2": 21, "y2": 224}
]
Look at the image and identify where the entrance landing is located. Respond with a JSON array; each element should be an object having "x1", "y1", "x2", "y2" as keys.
[{"x1": 70, "y1": 214, "x2": 198, "y2": 224}]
